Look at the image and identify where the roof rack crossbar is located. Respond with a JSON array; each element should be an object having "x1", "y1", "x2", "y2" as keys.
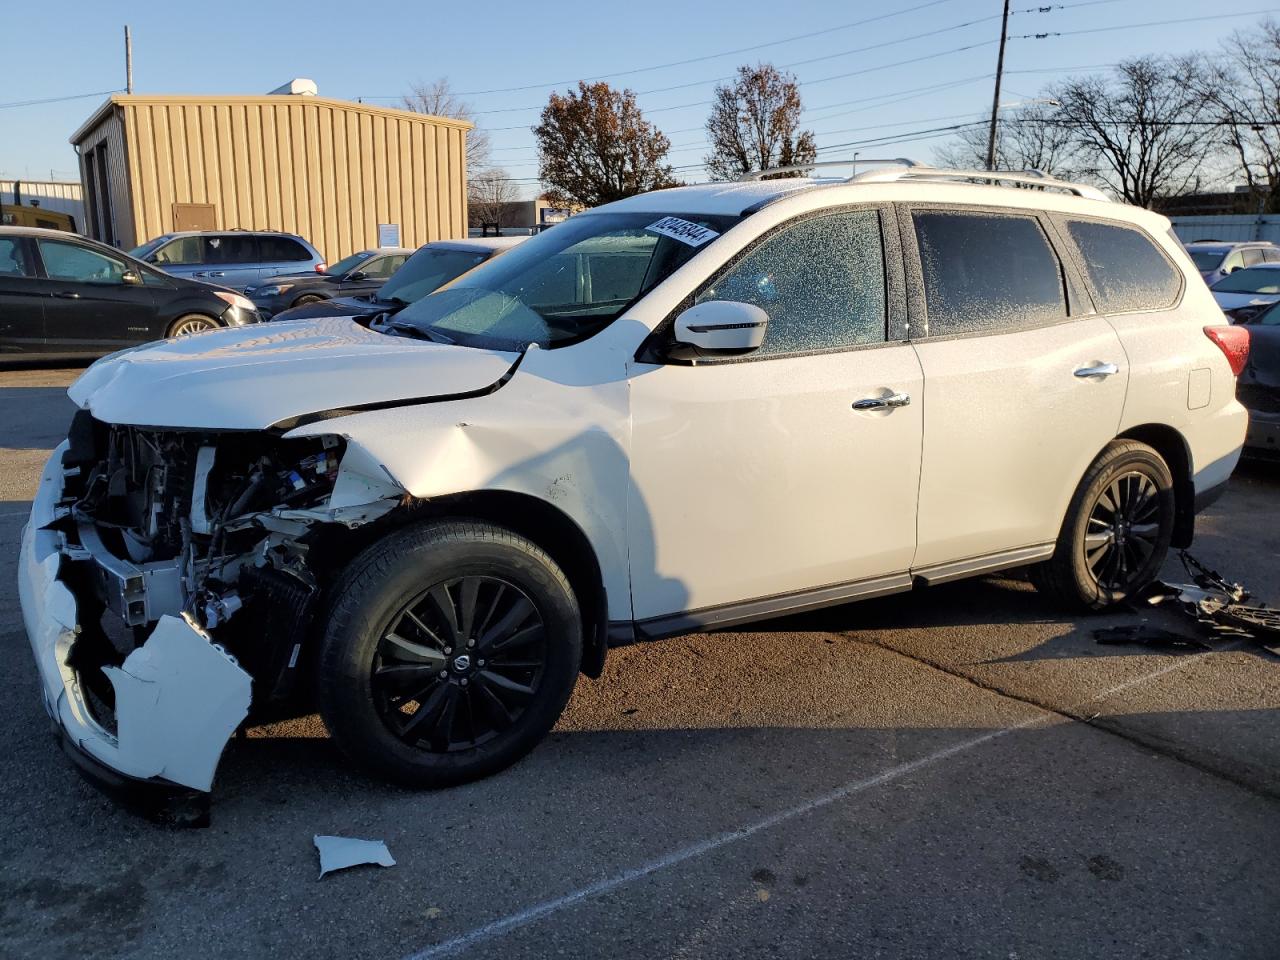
[{"x1": 737, "y1": 158, "x2": 923, "y2": 182}]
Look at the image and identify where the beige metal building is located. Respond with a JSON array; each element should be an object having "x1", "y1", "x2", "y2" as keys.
[{"x1": 69, "y1": 93, "x2": 470, "y2": 260}]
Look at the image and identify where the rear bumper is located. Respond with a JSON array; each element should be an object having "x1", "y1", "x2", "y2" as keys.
[{"x1": 1243, "y1": 408, "x2": 1280, "y2": 455}]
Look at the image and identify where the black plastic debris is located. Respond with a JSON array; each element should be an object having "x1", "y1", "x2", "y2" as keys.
[
  {"x1": 1093, "y1": 625, "x2": 1210, "y2": 650},
  {"x1": 1102, "y1": 551, "x2": 1280, "y2": 657}
]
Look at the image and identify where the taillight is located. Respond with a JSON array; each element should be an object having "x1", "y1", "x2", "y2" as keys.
[
  {"x1": 315, "y1": 262, "x2": 327, "y2": 274},
  {"x1": 1204, "y1": 325, "x2": 1250, "y2": 376}
]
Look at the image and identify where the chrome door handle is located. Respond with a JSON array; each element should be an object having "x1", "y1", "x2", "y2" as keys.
[
  {"x1": 206, "y1": 271, "x2": 225, "y2": 277},
  {"x1": 1074, "y1": 362, "x2": 1119, "y2": 378},
  {"x1": 852, "y1": 392, "x2": 911, "y2": 410}
]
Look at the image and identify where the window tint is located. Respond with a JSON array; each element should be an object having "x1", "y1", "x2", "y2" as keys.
[
  {"x1": 153, "y1": 236, "x2": 202, "y2": 265},
  {"x1": 1243, "y1": 248, "x2": 1265, "y2": 267},
  {"x1": 38, "y1": 240, "x2": 127, "y2": 284},
  {"x1": 259, "y1": 235, "x2": 312, "y2": 261},
  {"x1": 913, "y1": 211, "x2": 1066, "y2": 336},
  {"x1": 697, "y1": 210, "x2": 886, "y2": 355},
  {"x1": 204, "y1": 234, "x2": 258, "y2": 264},
  {"x1": 1066, "y1": 219, "x2": 1181, "y2": 312},
  {"x1": 0, "y1": 238, "x2": 33, "y2": 277}
]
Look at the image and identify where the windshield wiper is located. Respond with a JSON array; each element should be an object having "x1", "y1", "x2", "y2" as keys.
[{"x1": 386, "y1": 321, "x2": 454, "y2": 345}]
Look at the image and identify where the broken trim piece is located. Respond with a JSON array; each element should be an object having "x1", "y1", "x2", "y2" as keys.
[
  {"x1": 268, "y1": 353, "x2": 525, "y2": 433},
  {"x1": 315, "y1": 835, "x2": 397, "y2": 878}
]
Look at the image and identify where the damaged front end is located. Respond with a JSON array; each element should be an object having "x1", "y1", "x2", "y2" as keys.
[{"x1": 20, "y1": 411, "x2": 403, "y2": 823}]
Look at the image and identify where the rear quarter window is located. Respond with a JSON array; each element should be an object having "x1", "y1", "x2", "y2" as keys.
[
  {"x1": 260, "y1": 236, "x2": 313, "y2": 262},
  {"x1": 1065, "y1": 219, "x2": 1181, "y2": 313}
]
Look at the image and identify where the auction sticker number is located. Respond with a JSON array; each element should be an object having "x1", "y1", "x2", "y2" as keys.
[{"x1": 646, "y1": 217, "x2": 720, "y2": 247}]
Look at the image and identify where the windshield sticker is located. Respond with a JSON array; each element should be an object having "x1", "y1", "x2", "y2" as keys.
[{"x1": 646, "y1": 217, "x2": 719, "y2": 248}]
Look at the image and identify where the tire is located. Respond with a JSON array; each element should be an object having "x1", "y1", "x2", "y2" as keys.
[
  {"x1": 316, "y1": 520, "x2": 582, "y2": 787},
  {"x1": 166, "y1": 313, "x2": 220, "y2": 337},
  {"x1": 292, "y1": 294, "x2": 324, "y2": 307},
  {"x1": 1033, "y1": 440, "x2": 1176, "y2": 611}
]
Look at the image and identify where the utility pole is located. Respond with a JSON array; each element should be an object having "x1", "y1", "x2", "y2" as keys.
[
  {"x1": 985, "y1": 0, "x2": 1011, "y2": 171},
  {"x1": 124, "y1": 25, "x2": 134, "y2": 94}
]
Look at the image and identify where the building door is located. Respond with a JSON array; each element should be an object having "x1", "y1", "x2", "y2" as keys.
[{"x1": 172, "y1": 203, "x2": 217, "y2": 232}]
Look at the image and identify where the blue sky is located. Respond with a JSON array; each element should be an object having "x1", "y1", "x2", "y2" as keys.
[{"x1": 3, "y1": 0, "x2": 1277, "y2": 196}]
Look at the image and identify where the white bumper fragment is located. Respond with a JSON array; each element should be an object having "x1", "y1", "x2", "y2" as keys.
[{"x1": 19, "y1": 444, "x2": 252, "y2": 793}]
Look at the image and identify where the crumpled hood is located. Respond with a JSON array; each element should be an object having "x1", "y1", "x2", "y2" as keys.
[{"x1": 68, "y1": 317, "x2": 519, "y2": 430}]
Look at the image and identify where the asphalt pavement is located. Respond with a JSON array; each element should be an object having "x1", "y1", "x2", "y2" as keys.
[{"x1": 1, "y1": 365, "x2": 1277, "y2": 960}]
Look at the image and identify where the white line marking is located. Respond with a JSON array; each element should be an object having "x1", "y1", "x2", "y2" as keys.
[
  {"x1": 400, "y1": 645, "x2": 1232, "y2": 960},
  {"x1": 0, "y1": 511, "x2": 29, "y2": 519}
]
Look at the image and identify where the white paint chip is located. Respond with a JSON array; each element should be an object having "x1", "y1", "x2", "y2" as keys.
[{"x1": 314, "y1": 835, "x2": 397, "y2": 878}]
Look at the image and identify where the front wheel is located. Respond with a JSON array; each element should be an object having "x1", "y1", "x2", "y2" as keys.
[
  {"x1": 292, "y1": 294, "x2": 324, "y2": 307},
  {"x1": 1032, "y1": 440, "x2": 1175, "y2": 611},
  {"x1": 317, "y1": 521, "x2": 582, "y2": 787},
  {"x1": 167, "y1": 313, "x2": 219, "y2": 337}
]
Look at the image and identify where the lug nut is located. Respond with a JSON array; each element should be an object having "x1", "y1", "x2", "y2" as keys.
[
  {"x1": 438, "y1": 670, "x2": 447, "y2": 679},
  {"x1": 477, "y1": 659, "x2": 485, "y2": 667},
  {"x1": 467, "y1": 639, "x2": 476, "y2": 648},
  {"x1": 460, "y1": 678, "x2": 469, "y2": 687}
]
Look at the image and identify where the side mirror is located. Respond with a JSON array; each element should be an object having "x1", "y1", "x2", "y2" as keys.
[
  {"x1": 121, "y1": 270, "x2": 143, "y2": 285},
  {"x1": 346, "y1": 271, "x2": 368, "y2": 281},
  {"x1": 672, "y1": 300, "x2": 768, "y2": 355}
]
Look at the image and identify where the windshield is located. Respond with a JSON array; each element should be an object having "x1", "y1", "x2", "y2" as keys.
[
  {"x1": 1252, "y1": 301, "x2": 1280, "y2": 325},
  {"x1": 1210, "y1": 267, "x2": 1280, "y2": 294},
  {"x1": 379, "y1": 247, "x2": 491, "y2": 303},
  {"x1": 391, "y1": 212, "x2": 740, "y2": 350},
  {"x1": 1188, "y1": 250, "x2": 1225, "y2": 271},
  {"x1": 327, "y1": 250, "x2": 374, "y2": 277},
  {"x1": 130, "y1": 235, "x2": 172, "y2": 259}
]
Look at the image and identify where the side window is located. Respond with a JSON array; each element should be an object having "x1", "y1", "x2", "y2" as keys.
[
  {"x1": 1243, "y1": 248, "x2": 1265, "y2": 267},
  {"x1": 153, "y1": 236, "x2": 202, "y2": 265},
  {"x1": 0, "y1": 238, "x2": 34, "y2": 277},
  {"x1": 204, "y1": 234, "x2": 258, "y2": 264},
  {"x1": 260, "y1": 236, "x2": 312, "y2": 262},
  {"x1": 366, "y1": 255, "x2": 405, "y2": 278},
  {"x1": 38, "y1": 240, "x2": 127, "y2": 284},
  {"x1": 1065, "y1": 219, "x2": 1181, "y2": 313},
  {"x1": 912, "y1": 210, "x2": 1066, "y2": 337},
  {"x1": 1222, "y1": 251, "x2": 1245, "y2": 273},
  {"x1": 1263, "y1": 248, "x2": 1280, "y2": 263},
  {"x1": 697, "y1": 209, "x2": 886, "y2": 356}
]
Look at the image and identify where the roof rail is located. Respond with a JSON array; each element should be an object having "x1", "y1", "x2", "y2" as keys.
[
  {"x1": 739, "y1": 159, "x2": 1109, "y2": 201},
  {"x1": 850, "y1": 164, "x2": 1110, "y2": 201},
  {"x1": 737, "y1": 158, "x2": 923, "y2": 182}
]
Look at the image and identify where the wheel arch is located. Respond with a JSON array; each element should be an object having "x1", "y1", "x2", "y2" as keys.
[
  {"x1": 1116, "y1": 422, "x2": 1195, "y2": 548},
  {"x1": 404, "y1": 490, "x2": 610, "y2": 678}
]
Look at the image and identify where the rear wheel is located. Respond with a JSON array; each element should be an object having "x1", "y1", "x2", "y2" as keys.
[
  {"x1": 292, "y1": 294, "x2": 324, "y2": 307},
  {"x1": 167, "y1": 313, "x2": 219, "y2": 337},
  {"x1": 317, "y1": 520, "x2": 582, "y2": 787},
  {"x1": 1033, "y1": 440, "x2": 1175, "y2": 611}
]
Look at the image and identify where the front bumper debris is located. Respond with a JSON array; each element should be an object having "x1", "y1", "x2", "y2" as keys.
[{"x1": 19, "y1": 443, "x2": 252, "y2": 819}]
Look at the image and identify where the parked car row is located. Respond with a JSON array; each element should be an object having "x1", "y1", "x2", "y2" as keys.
[{"x1": 0, "y1": 228, "x2": 524, "y2": 359}]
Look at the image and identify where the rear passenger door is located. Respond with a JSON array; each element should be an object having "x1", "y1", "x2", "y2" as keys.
[
  {"x1": 904, "y1": 206, "x2": 1129, "y2": 571},
  {"x1": 195, "y1": 234, "x2": 260, "y2": 291},
  {"x1": 0, "y1": 236, "x2": 46, "y2": 354}
]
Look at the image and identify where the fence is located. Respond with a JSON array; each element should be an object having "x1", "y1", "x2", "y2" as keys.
[{"x1": 1168, "y1": 214, "x2": 1280, "y2": 244}]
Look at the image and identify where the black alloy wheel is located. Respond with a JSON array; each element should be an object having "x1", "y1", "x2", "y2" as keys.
[{"x1": 372, "y1": 576, "x2": 547, "y2": 752}]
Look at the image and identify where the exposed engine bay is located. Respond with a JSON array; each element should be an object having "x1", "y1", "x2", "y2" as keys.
[{"x1": 55, "y1": 411, "x2": 401, "y2": 733}]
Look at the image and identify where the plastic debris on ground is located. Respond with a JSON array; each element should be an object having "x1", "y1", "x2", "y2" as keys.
[
  {"x1": 314, "y1": 835, "x2": 396, "y2": 878},
  {"x1": 1095, "y1": 551, "x2": 1280, "y2": 657}
]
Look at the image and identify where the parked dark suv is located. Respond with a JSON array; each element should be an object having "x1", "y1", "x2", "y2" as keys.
[{"x1": 0, "y1": 226, "x2": 260, "y2": 359}]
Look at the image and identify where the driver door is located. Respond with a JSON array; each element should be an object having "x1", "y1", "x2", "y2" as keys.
[
  {"x1": 34, "y1": 238, "x2": 157, "y2": 354},
  {"x1": 627, "y1": 207, "x2": 924, "y2": 626}
]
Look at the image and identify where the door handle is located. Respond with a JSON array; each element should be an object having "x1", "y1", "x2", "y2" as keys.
[
  {"x1": 852, "y1": 392, "x2": 911, "y2": 410},
  {"x1": 52, "y1": 291, "x2": 81, "y2": 299},
  {"x1": 1073, "y1": 362, "x2": 1119, "y2": 378},
  {"x1": 206, "y1": 271, "x2": 226, "y2": 277}
]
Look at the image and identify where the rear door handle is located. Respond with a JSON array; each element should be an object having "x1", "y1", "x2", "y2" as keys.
[
  {"x1": 206, "y1": 271, "x2": 225, "y2": 277},
  {"x1": 52, "y1": 291, "x2": 80, "y2": 299},
  {"x1": 1074, "y1": 362, "x2": 1119, "y2": 378},
  {"x1": 852, "y1": 392, "x2": 911, "y2": 410}
]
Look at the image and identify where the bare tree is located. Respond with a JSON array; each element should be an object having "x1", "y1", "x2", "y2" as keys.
[
  {"x1": 468, "y1": 168, "x2": 517, "y2": 231},
  {"x1": 533, "y1": 81, "x2": 679, "y2": 207},
  {"x1": 704, "y1": 64, "x2": 816, "y2": 180},
  {"x1": 1049, "y1": 57, "x2": 1217, "y2": 206},
  {"x1": 402, "y1": 78, "x2": 491, "y2": 172},
  {"x1": 1196, "y1": 21, "x2": 1280, "y2": 209},
  {"x1": 934, "y1": 102, "x2": 1076, "y2": 175}
]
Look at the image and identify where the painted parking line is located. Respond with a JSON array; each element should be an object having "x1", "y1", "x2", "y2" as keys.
[{"x1": 401, "y1": 647, "x2": 1232, "y2": 960}]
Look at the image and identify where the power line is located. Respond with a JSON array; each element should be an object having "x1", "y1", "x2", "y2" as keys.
[
  {"x1": 0, "y1": 89, "x2": 121, "y2": 109},
  {"x1": 1013, "y1": 8, "x2": 1280, "y2": 39}
]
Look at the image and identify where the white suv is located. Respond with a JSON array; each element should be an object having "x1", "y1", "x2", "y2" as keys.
[{"x1": 20, "y1": 162, "x2": 1250, "y2": 815}]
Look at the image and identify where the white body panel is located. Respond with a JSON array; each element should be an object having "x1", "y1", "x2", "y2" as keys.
[
  {"x1": 627, "y1": 346, "x2": 923, "y2": 618},
  {"x1": 912, "y1": 319, "x2": 1129, "y2": 567}
]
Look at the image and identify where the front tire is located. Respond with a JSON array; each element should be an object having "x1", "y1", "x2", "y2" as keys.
[
  {"x1": 167, "y1": 313, "x2": 219, "y2": 337},
  {"x1": 292, "y1": 294, "x2": 324, "y2": 307},
  {"x1": 317, "y1": 520, "x2": 582, "y2": 787},
  {"x1": 1033, "y1": 440, "x2": 1175, "y2": 611}
]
